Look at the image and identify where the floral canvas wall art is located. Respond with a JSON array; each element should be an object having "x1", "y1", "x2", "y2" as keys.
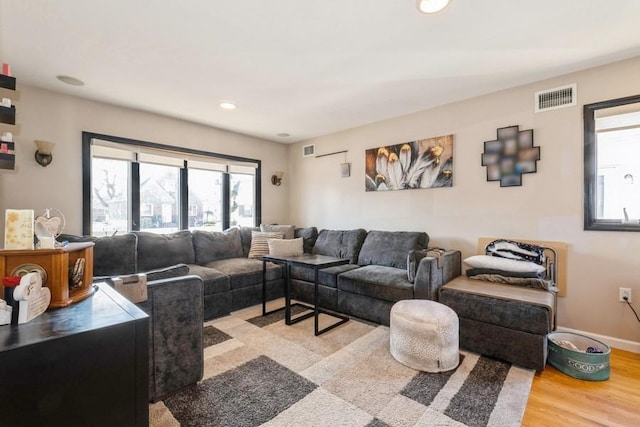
[{"x1": 365, "y1": 135, "x2": 453, "y2": 192}]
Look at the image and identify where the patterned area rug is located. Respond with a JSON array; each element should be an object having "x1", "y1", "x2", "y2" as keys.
[{"x1": 150, "y1": 302, "x2": 533, "y2": 427}]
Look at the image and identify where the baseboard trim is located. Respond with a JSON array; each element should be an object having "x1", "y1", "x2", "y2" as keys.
[{"x1": 556, "y1": 326, "x2": 640, "y2": 354}]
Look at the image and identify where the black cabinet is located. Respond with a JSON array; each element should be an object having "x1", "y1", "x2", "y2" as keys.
[{"x1": 0, "y1": 283, "x2": 149, "y2": 427}]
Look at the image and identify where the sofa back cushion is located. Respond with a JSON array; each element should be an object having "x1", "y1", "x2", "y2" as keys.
[
  {"x1": 58, "y1": 233, "x2": 138, "y2": 277},
  {"x1": 193, "y1": 228, "x2": 244, "y2": 264},
  {"x1": 295, "y1": 227, "x2": 318, "y2": 254},
  {"x1": 238, "y1": 226, "x2": 259, "y2": 257},
  {"x1": 358, "y1": 230, "x2": 429, "y2": 269},
  {"x1": 135, "y1": 230, "x2": 195, "y2": 271},
  {"x1": 312, "y1": 229, "x2": 367, "y2": 264}
]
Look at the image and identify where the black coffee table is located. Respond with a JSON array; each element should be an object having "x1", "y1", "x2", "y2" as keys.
[{"x1": 262, "y1": 253, "x2": 350, "y2": 335}]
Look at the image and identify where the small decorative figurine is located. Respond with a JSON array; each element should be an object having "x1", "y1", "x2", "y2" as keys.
[
  {"x1": 0, "y1": 299, "x2": 11, "y2": 325},
  {"x1": 12, "y1": 272, "x2": 51, "y2": 324}
]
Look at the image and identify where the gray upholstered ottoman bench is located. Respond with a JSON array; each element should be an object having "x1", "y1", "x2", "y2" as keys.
[
  {"x1": 438, "y1": 237, "x2": 564, "y2": 371},
  {"x1": 389, "y1": 299, "x2": 459, "y2": 372},
  {"x1": 439, "y1": 276, "x2": 555, "y2": 371}
]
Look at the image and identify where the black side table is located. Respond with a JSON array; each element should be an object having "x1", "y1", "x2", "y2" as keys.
[
  {"x1": 262, "y1": 253, "x2": 350, "y2": 335},
  {"x1": 0, "y1": 283, "x2": 149, "y2": 427}
]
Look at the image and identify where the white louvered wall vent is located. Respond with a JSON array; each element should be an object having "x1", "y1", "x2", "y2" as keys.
[
  {"x1": 534, "y1": 83, "x2": 577, "y2": 112},
  {"x1": 302, "y1": 144, "x2": 315, "y2": 158}
]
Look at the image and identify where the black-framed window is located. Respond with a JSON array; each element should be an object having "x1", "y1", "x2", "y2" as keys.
[
  {"x1": 584, "y1": 94, "x2": 640, "y2": 231},
  {"x1": 82, "y1": 132, "x2": 261, "y2": 236}
]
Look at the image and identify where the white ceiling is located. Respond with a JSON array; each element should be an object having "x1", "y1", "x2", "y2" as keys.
[{"x1": 1, "y1": 0, "x2": 640, "y2": 143}]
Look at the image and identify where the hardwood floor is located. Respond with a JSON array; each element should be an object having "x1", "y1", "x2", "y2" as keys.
[{"x1": 522, "y1": 348, "x2": 640, "y2": 426}]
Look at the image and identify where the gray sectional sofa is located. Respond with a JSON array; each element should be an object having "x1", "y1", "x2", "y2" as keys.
[
  {"x1": 62, "y1": 226, "x2": 461, "y2": 325},
  {"x1": 60, "y1": 227, "x2": 562, "y2": 386},
  {"x1": 59, "y1": 226, "x2": 461, "y2": 399}
]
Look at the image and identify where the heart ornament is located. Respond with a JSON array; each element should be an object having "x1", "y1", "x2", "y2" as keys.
[{"x1": 35, "y1": 216, "x2": 61, "y2": 237}]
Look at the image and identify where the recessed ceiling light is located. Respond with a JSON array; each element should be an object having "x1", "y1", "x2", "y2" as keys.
[
  {"x1": 220, "y1": 102, "x2": 237, "y2": 110},
  {"x1": 277, "y1": 133, "x2": 290, "y2": 138},
  {"x1": 417, "y1": 0, "x2": 450, "y2": 14},
  {"x1": 56, "y1": 75, "x2": 84, "y2": 86}
]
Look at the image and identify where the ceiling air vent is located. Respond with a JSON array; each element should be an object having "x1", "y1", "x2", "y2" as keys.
[
  {"x1": 302, "y1": 144, "x2": 315, "y2": 158},
  {"x1": 534, "y1": 83, "x2": 577, "y2": 112}
]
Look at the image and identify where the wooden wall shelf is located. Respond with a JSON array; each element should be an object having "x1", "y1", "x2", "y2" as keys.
[
  {"x1": 0, "y1": 123, "x2": 19, "y2": 134},
  {"x1": 0, "y1": 242, "x2": 95, "y2": 308},
  {"x1": 0, "y1": 74, "x2": 16, "y2": 91},
  {"x1": 0, "y1": 88, "x2": 19, "y2": 101}
]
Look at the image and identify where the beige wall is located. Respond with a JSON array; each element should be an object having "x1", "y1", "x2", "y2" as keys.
[
  {"x1": 2, "y1": 59, "x2": 639, "y2": 345},
  {"x1": 288, "y1": 56, "x2": 640, "y2": 344},
  {"x1": 0, "y1": 85, "x2": 290, "y2": 236}
]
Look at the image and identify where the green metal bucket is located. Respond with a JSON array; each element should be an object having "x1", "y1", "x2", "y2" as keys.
[{"x1": 547, "y1": 332, "x2": 610, "y2": 381}]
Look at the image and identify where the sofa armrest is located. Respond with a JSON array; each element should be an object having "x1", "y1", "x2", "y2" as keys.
[
  {"x1": 135, "y1": 274, "x2": 204, "y2": 402},
  {"x1": 413, "y1": 250, "x2": 461, "y2": 300}
]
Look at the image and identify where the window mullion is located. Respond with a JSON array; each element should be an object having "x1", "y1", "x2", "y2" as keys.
[
  {"x1": 255, "y1": 164, "x2": 262, "y2": 226},
  {"x1": 82, "y1": 134, "x2": 92, "y2": 235},
  {"x1": 222, "y1": 172, "x2": 230, "y2": 230},
  {"x1": 180, "y1": 163, "x2": 189, "y2": 230},
  {"x1": 131, "y1": 162, "x2": 140, "y2": 231}
]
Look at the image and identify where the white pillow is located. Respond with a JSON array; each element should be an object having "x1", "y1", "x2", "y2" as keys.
[
  {"x1": 268, "y1": 238, "x2": 304, "y2": 257},
  {"x1": 464, "y1": 255, "x2": 545, "y2": 274},
  {"x1": 248, "y1": 231, "x2": 283, "y2": 259}
]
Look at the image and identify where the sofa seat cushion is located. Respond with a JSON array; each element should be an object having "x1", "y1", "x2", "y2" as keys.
[
  {"x1": 439, "y1": 277, "x2": 553, "y2": 335},
  {"x1": 312, "y1": 229, "x2": 367, "y2": 264},
  {"x1": 203, "y1": 258, "x2": 282, "y2": 290},
  {"x1": 358, "y1": 230, "x2": 429, "y2": 269},
  {"x1": 338, "y1": 265, "x2": 414, "y2": 302},
  {"x1": 135, "y1": 230, "x2": 195, "y2": 271},
  {"x1": 187, "y1": 264, "x2": 230, "y2": 295},
  {"x1": 290, "y1": 264, "x2": 361, "y2": 288}
]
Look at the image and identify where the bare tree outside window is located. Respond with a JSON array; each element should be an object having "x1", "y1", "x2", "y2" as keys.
[{"x1": 91, "y1": 158, "x2": 129, "y2": 236}]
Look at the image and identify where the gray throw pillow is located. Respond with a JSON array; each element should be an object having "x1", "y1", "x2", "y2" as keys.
[{"x1": 260, "y1": 224, "x2": 295, "y2": 240}]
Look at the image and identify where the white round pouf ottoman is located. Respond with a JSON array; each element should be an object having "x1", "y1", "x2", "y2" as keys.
[{"x1": 390, "y1": 299, "x2": 459, "y2": 372}]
